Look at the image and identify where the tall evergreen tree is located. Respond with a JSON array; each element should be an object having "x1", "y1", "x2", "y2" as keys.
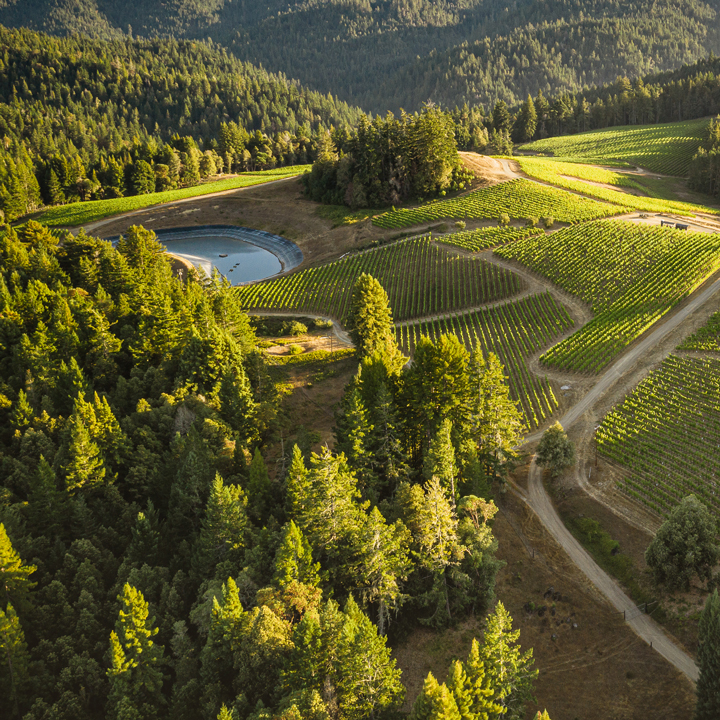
[
  {"x1": 64, "y1": 413, "x2": 106, "y2": 493},
  {"x1": 0, "y1": 524, "x2": 36, "y2": 611},
  {"x1": 424, "y1": 418, "x2": 458, "y2": 507},
  {"x1": 0, "y1": 603, "x2": 29, "y2": 719},
  {"x1": 353, "y1": 507, "x2": 411, "y2": 635},
  {"x1": 107, "y1": 583, "x2": 165, "y2": 720},
  {"x1": 480, "y1": 601, "x2": 537, "y2": 719},
  {"x1": 273, "y1": 520, "x2": 321, "y2": 590},
  {"x1": 410, "y1": 672, "x2": 461, "y2": 720}
]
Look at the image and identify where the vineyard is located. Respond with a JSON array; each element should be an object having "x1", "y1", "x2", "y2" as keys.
[
  {"x1": 395, "y1": 292, "x2": 574, "y2": 429},
  {"x1": 597, "y1": 355, "x2": 720, "y2": 517},
  {"x1": 515, "y1": 156, "x2": 719, "y2": 217},
  {"x1": 678, "y1": 310, "x2": 720, "y2": 352},
  {"x1": 496, "y1": 220, "x2": 720, "y2": 373},
  {"x1": 435, "y1": 226, "x2": 544, "y2": 252},
  {"x1": 372, "y1": 179, "x2": 621, "y2": 229},
  {"x1": 519, "y1": 118, "x2": 708, "y2": 176},
  {"x1": 235, "y1": 235, "x2": 523, "y2": 323}
]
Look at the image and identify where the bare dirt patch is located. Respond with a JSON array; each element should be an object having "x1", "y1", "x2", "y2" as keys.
[
  {"x1": 94, "y1": 178, "x2": 390, "y2": 268},
  {"x1": 459, "y1": 153, "x2": 520, "y2": 185}
]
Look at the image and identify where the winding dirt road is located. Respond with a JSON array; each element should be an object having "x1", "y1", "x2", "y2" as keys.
[{"x1": 516, "y1": 274, "x2": 720, "y2": 683}]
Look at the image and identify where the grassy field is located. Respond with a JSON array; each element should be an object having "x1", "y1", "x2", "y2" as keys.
[
  {"x1": 372, "y1": 178, "x2": 622, "y2": 229},
  {"x1": 519, "y1": 118, "x2": 709, "y2": 176},
  {"x1": 236, "y1": 235, "x2": 522, "y2": 323},
  {"x1": 35, "y1": 166, "x2": 311, "y2": 227},
  {"x1": 515, "y1": 156, "x2": 720, "y2": 216},
  {"x1": 597, "y1": 354, "x2": 720, "y2": 517},
  {"x1": 395, "y1": 292, "x2": 572, "y2": 430},
  {"x1": 496, "y1": 220, "x2": 720, "y2": 373}
]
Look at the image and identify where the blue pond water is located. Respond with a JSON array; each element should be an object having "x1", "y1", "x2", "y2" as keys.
[{"x1": 163, "y1": 234, "x2": 281, "y2": 283}]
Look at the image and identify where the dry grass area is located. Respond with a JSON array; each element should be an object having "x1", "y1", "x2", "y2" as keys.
[
  {"x1": 95, "y1": 178, "x2": 390, "y2": 267},
  {"x1": 393, "y1": 491, "x2": 696, "y2": 719}
]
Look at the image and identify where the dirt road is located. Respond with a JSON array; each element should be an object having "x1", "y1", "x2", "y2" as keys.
[{"x1": 516, "y1": 275, "x2": 720, "y2": 684}]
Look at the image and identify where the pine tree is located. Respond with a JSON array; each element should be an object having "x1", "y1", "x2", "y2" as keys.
[
  {"x1": 480, "y1": 602, "x2": 537, "y2": 719},
  {"x1": 512, "y1": 95, "x2": 537, "y2": 143},
  {"x1": 464, "y1": 638, "x2": 503, "y2": 717},
  {"x1": 445, "y1": 660, "x2": 473, "y2": 720},
  {"x1": 336, "y1": 596, "x2": 405, "y2": 720},
  {"x1": 193, "y1": 474, "x2": 248, "y2": 579},
  {"x1": 695, "y1": 589, "x2": 720, "y2": 719},
  {"x1": 354, "y1": 507, "x2": 411, "y2": 635},
  {"x1": 492, "y1": 100, "x2": 512, "y2": 133},
  {"x1": 46, "y1": 168, "x2": 65, "y2": 205},
  {"x1": 0, "y1": 524, "x2": 36, "y2": 611},
  {"x1": 65, "y1": 412, "x2": 105, "y2": 493},
  {"x1": 273, "y1": 520, "x2": 321, "y2": 590},
  {"x1": 347, "y1": 273, "x2": 401, "y2": 363},
  {"x1": 410, "y1": 672, "x2": 461, "y2": 720},
  {"x1": 246, "y1": 448, "x2": 272, "y2": 525},
  {"x1": 470, "y1": 349, "x2": 524, "y2": 483},
  {"x1": 286, "y1": 444, "x2": 310, "y2": 520},
  {"x1": 107, "y1": 584, "x2": 165, "y2": 720},
  {"x1": 0, "y1": 603, "x2": 29, "y2": 718},
  {"x1": 424, "y1": 418, "x2": 458, "y2": 507}
]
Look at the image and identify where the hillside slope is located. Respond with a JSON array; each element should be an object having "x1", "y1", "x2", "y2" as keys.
[{"x1": 1, "y1": 0, "x2": 720, "y2": 112}]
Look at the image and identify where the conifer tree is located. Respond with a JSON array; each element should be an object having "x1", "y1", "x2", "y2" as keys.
[
  {"x1": 247, "y1": 448, "x2": 272, "y2": 524},
  {"x1": 354, "y1": 507, "x2": 411, "y2": 635},
  {"x1": 286, "y1": 444, "x2": 310, "y2": 520},
  {"x1": 464, "y1": 637, "x2": 503, "y2": 717},
  {"x1": 512, "y1": 95, "x2": 538, "y2": 143},
  {"x1": 347, "y1": 273, "x2": 399, "y2": 362},
  {"x1": 424, "y1": 418, "x2": 458, "y2": 507},
  {"x1": 0, "y1": 603, "x2": 29, "y2": 718},
  {"x1": 0, "y1": 524, "x2": 36, "y2": 611},
  {"x1": 336, "y1": 596, "x2": 405, "y2": 720},
  {"x1": 695, "y1": 589, "x2": 720, "y2": 720},
  {"x1": 193, "y1": 474, "x2": 248, "y2": 579},
  {"x1": 410, "y1": 672, "x2": 461, "y2": 720},
  {"x1": 107, "y1": 583, "x2": 165, "y2": 720},
  {"x1": 65, "y1": 413, "x2": 105, "y2": 493},
  {"x1": 480, "y1": 601, "x2": 537, "y2": 718},
  {"x1": 445, "y1": 660, "x2": 473, "y2": 720},
  {"x1": 470, "y1": 349, "x2": 523, "y2": 482},
  {"x1": 273, "y1": 520, "x2": 321, "y2": 590}
]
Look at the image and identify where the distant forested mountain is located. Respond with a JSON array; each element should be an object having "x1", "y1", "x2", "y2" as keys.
[
  {"x1": 0, "y1": 27, "x2": 362, "y2": 220},
  {"x1": 1, "y1": 0, "x2": 720, "y2": 113}
]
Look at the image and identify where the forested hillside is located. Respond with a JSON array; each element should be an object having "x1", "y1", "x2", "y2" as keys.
[
  {"x1": 1, "y1": 0, "x2": 719, "y2": 113},
  {"x1": 0, "y1": 224, "x2": 538, "y2": 719},
  {"x1": 0, "y1": 28, "x2": 362, "y2": 221}
]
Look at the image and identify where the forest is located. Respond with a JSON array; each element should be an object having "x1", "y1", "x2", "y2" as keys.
[
  {"x1": 1, "y1": 0, "x2": 719, "y2": 114},
  {"x1": 0, "y1": 27, "x2": 362, "y2": 221},
  {"x1": 0, "y1": 224, "x2": 538, "y2": 719}
]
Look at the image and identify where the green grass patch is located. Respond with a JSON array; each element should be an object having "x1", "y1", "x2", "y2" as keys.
[
  {"x1": 36, "y1": 166, "x2": 311, "y2": 227},
  {"x1": 566, "y1": 516, "x2": 652, "y2": 605},
  {"x1": 316, "y1": 204, "x2": 383, "y2": 227},
  {"x1": 268, "y1": 348, "x2": 355, "y2": 366},
  {"x1": 519, "y1": 118, "x2": 709, "y2": 176}
]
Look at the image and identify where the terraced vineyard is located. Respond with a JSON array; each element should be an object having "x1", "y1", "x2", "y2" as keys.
[
  {"x1": 597, "y1": 355, "x2": 720, "y2": 517},
  {"x1": 372, "y1": 179, "x2": 621, "y2": 229},
  {"x1": 520, "y1": 118, "x2": 708, "y2": 176},
  {"x1": 516, "y1": 156, "x2": 719, "y2": 217},
  {"x1": 496, "y1": 220, "x2": 720, "y2": 373},
  {"x1": 678, "y1": 310, "x2": 720, "y2": 352},
  {"x1": 235, "y1": 235, "x2": 522, "y2": 323},
  {"x1": 396, "y1": 292, "x2": 573, "y2": 429},
  {"x1": 435, "y1": 226, "x2": 544, "y2": 253}
]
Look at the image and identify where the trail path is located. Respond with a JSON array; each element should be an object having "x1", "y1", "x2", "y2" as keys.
[{"x1": 525, "y1": 457, "x2": 700, "y2": 681}]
